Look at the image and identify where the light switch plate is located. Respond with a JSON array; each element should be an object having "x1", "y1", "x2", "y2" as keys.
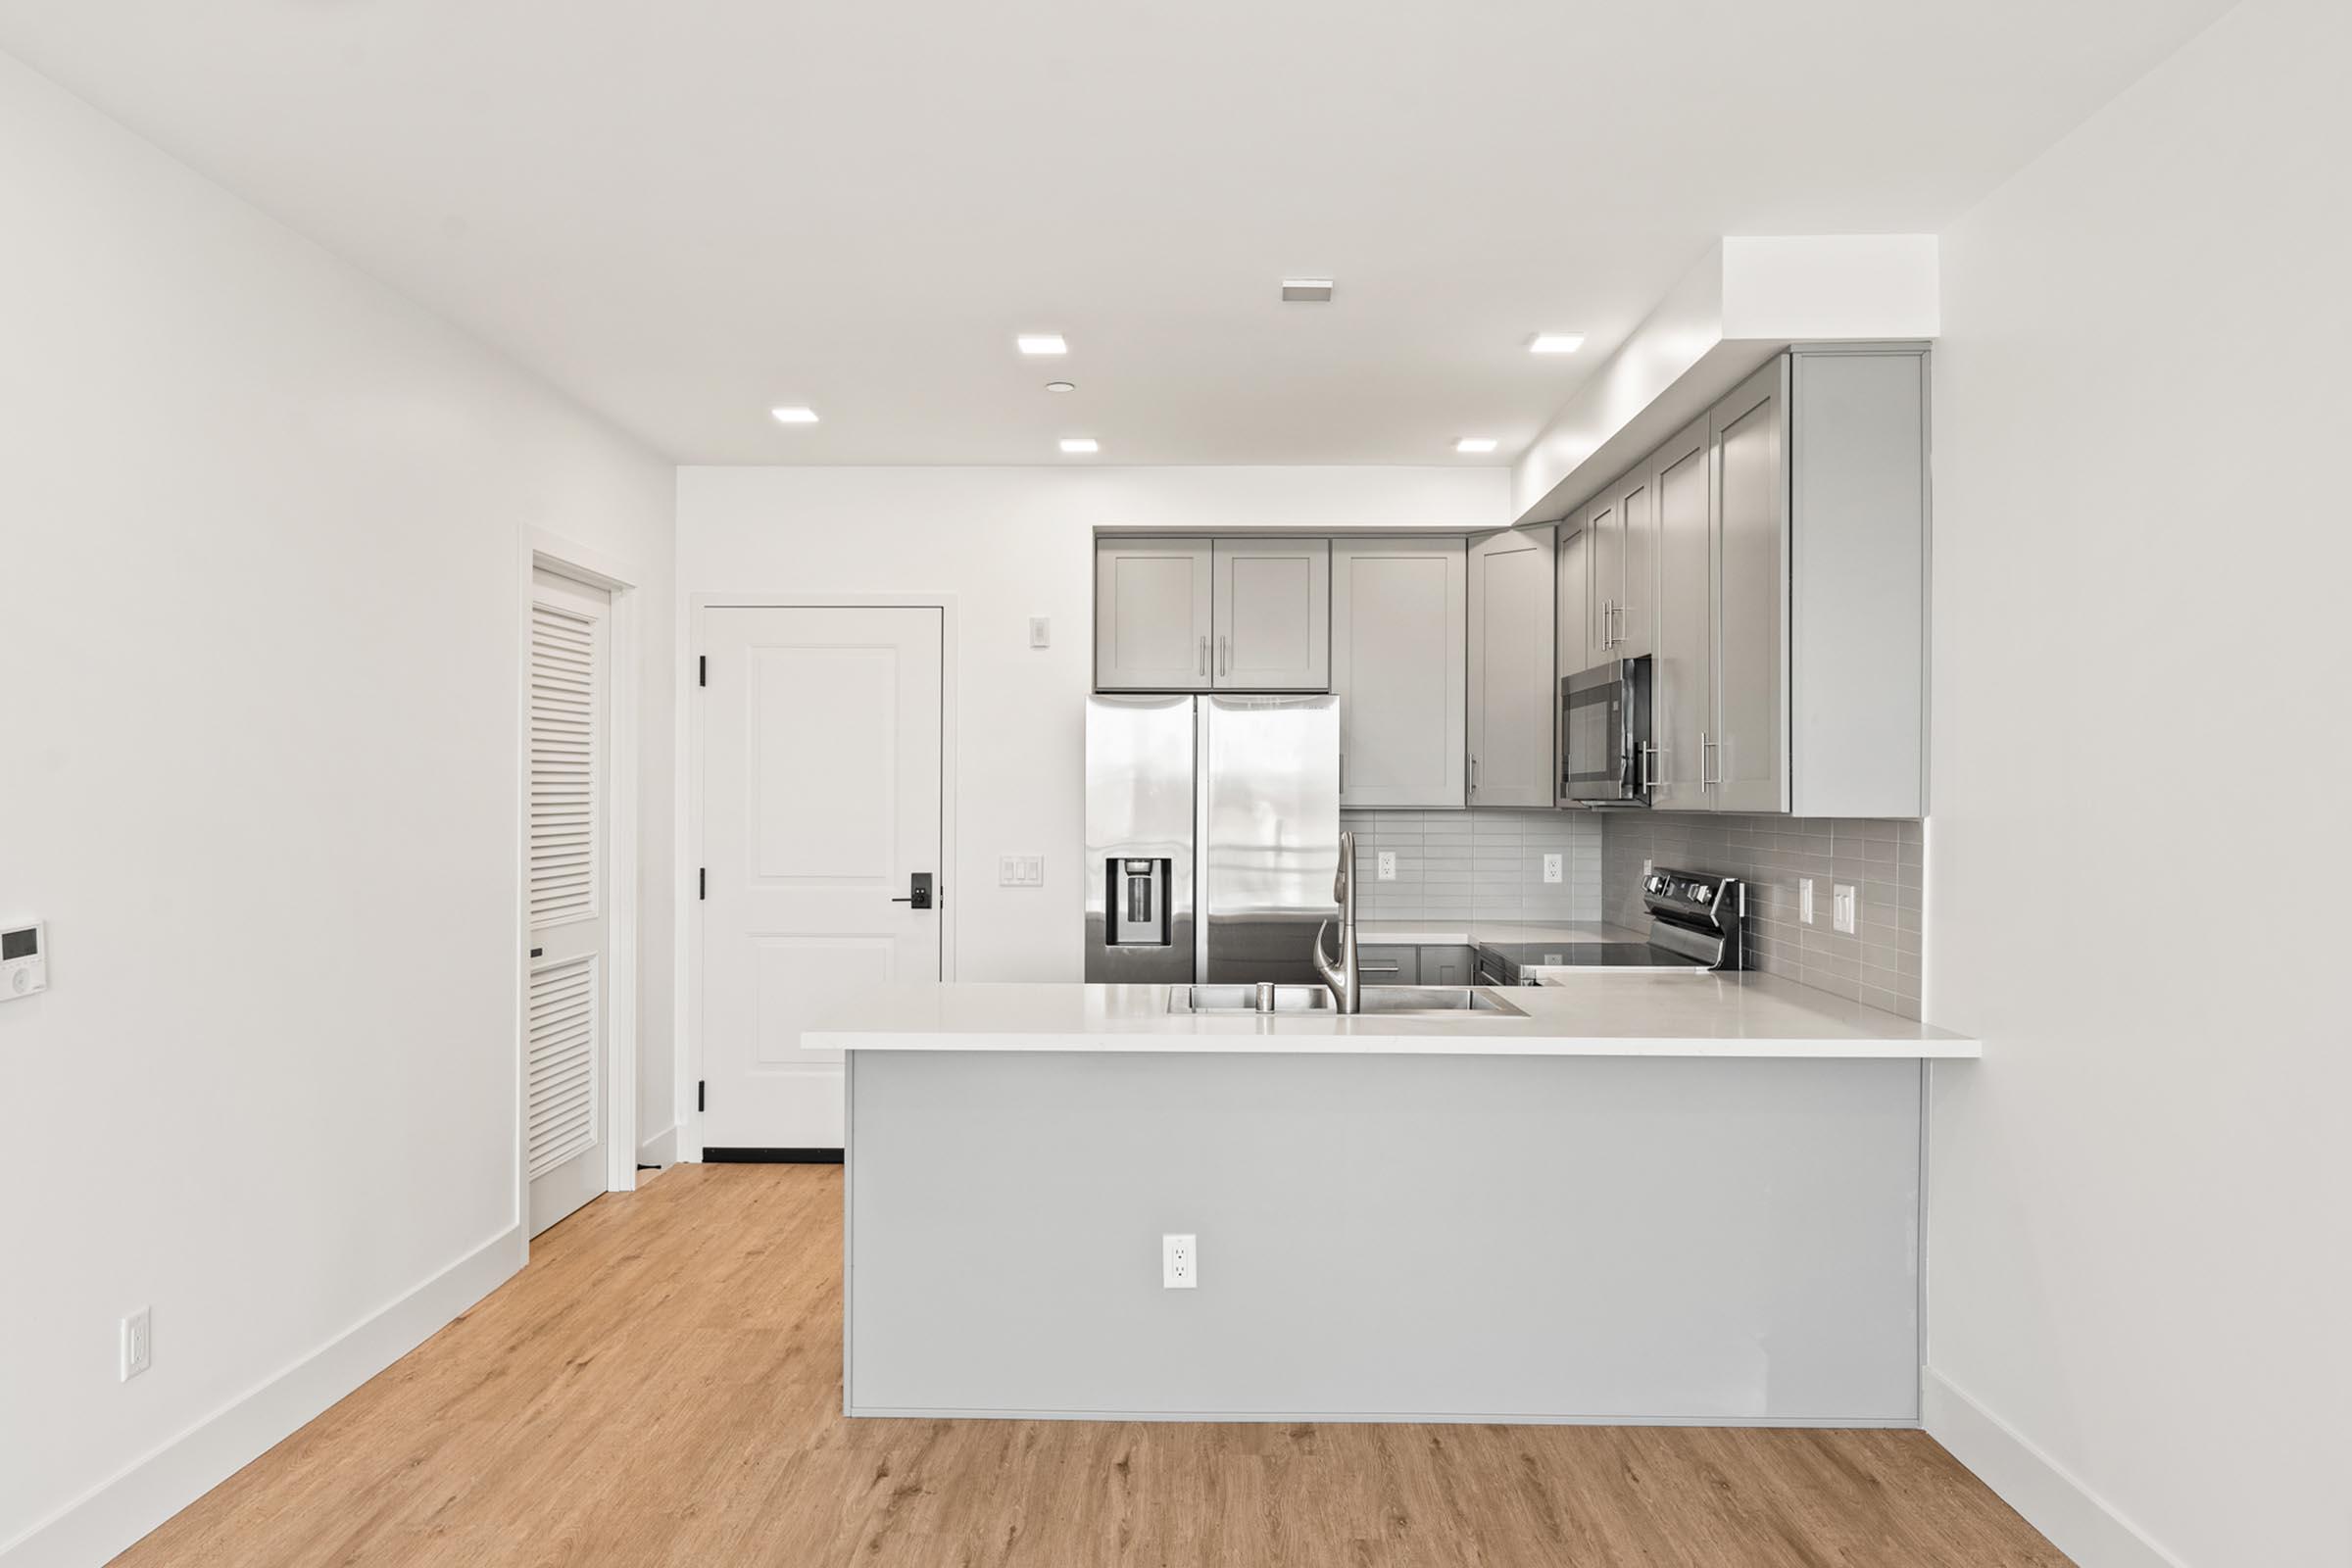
[
  {"x1": 1799, "y1": 878, "x2": 1816, "y2": 925},
  {"x1": 997, "y1": 857, "x2": 1045, "y2": 888},
  {"x1": 1833, "y1": 883, "x2": 1858, "y2": 935},
  {"x1": 1028, "y1": 616, "x2": 1051, "y2": 649},
  {"x1": 1377, "y1": 851, "x2": 1396, "y2": 881}
]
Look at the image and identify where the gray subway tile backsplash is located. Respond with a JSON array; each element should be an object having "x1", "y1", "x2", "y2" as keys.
[
  {"x1": 1340, "y1": 808, "x2": 1605, "y2": 924},
  {"x1": 1338, "y1": 806, "x2": 1927, "y2": 1017},
  {"x1": 1599, "y1": 812, "x2": 1926, "y2": 1017}
]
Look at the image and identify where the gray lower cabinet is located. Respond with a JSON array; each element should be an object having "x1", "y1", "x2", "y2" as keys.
[
  {"x1": 1332, "y1": 538, "x2": 1466, "y2": 808},
  {"x1": 1095, "y1": 538, "x2": 1212, "y2": 690},
  {"x1": 1355, "y1": 946, "x2": 1420, "y2": 985},
  {"x1": 1466, "y1": 524, "x2": 1555, "y2": 808},
  {"x1": 1212, "y1": 537, "x2": 1330, "y2": 691},
  {"x1": 1419, "y1": 945, "x2": 1476, "y2": 987}
]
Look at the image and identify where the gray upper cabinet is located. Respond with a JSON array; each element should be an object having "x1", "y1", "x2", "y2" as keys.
[
  {"x1": 1787, "y1": 347, "x2": 1928, "y2": 816},
  {"x1": 1212, "y1": 537, "x2": 1330, "y2": 691},
  {"x1": 1712, "y1": 365, "x2": 1790, "y2": 812},
  {"x1": 1466, "y1": 524, "x2": 1555, "y2": 808},
  {"x1": 1649, "y1": 416, "x2": 1714, "y2": 810},
  {"x1": 1554, "y1": 524, "x2": 1589, "y2": 807},
  {"x1": 1567, "y1": 346, "x2": 1927, "y2": 817},
  {"x1": 1584, "y1": 469, "x2": 1657, "y2": 664},
  {"x1": 1582, "y1": 490, "x2": 1618, "y2": 670},
  {"x1": 1332, "y1": 537, "x2": 1466, "y2": 808},
  {"x1": 1096, "y1": 538, "x2": 1213, "y2": 690}
]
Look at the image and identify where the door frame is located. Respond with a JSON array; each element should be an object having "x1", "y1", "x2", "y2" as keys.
[
  {"x1": 680, "y1": 593, "x2": 960, "y2": 1164},
  {"x1": 515, "y1": 531, "x2": 647, "y2": 1245}
]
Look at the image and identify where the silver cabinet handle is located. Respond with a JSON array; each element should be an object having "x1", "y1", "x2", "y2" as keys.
[
  {"x1": 1359, "y1": 964, "x2": 1401, "y2": 974},
  {"x1": 1700, "y1": 731, "x2": 1719, "y2": 788},
  {"x1": 1638, "y1": 743, "x2": 1658, "y2": 793},
  {"x1": 1198, "y1": 634, "x2": 1208, "y2": 676},
  {"x1": 1469, "y1": 754, "x2": 1479, "y2": 799},
  {"x1": 1339, "y1": 752, "x2": 1347, "y2": 792},
  {"x1": 1218, "y1": 634, "x2": 1230, "y2": 676}
]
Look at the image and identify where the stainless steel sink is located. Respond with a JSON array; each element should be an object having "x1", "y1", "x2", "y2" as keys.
[{"x1": 1167, "y1": 984, "x2": 1526, "y2": 1018}]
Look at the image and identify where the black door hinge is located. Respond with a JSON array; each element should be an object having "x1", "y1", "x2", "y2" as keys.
[
  {"x1": 698, "y1": 655, "x2": 707, "y2": 688},
  {"x1": 697, "y1": 1080, "x2": 706, "y2": 1113},
  {"x1": 699, "y1": 867, "x2": 707, "y2": 900}
]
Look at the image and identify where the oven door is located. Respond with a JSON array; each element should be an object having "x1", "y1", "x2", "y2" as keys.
[{"x1": 1560, "y1": 657, "x2": 1652, "y2": 805}]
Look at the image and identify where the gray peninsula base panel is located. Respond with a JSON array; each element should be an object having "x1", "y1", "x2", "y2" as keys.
[{"x1": 847, "y1": 1050, "x2": 1923, "y2": 1424}]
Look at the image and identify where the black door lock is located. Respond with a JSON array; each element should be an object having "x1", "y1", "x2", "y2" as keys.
[{"x1": 891, "y1": 871, "x2": 934, "y2": 910}]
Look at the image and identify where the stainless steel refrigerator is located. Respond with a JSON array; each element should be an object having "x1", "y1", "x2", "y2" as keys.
[{"x1": 1084, "y1": 694, "x2": 1340, "y2": 985}]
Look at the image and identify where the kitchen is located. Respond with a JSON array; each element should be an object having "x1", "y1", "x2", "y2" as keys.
[
  {"x1": 5, "y1": 4, "x2": 2345, "y2": 1566},
  {"x1": 806, "y1": 340, "x2": 1964, "y2": 1427}
]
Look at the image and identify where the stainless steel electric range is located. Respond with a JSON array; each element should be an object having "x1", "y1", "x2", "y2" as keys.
[{"x1": 1475, "y1": 868, "x2": 1747, "y2": 985}]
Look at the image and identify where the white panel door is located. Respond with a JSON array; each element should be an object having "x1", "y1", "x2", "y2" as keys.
[
  {"x1": 703, "y1": 607, "x2": 943, "y2": 1152},
  {"x1": 527, "y1": 567, "x2": 611, "y2": 1237}
]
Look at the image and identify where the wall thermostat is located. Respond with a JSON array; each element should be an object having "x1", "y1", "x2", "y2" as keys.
[{"x1": 2, "y1": 922, "x2": 47, "y2": 1000}]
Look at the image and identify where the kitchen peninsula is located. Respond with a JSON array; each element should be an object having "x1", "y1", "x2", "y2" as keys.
[{"x1": 811, "y1": 977, "x2": 1974, "y2": 1426}]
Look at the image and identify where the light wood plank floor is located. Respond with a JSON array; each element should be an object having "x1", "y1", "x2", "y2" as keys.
[{"x1": 116, "y1": 1163, "x2": 2069, "y2": 1566}]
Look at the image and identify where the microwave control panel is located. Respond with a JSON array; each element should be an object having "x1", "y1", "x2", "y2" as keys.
[{"x1": 2, "y1": 922, "x2": 47, "y2": 1001}]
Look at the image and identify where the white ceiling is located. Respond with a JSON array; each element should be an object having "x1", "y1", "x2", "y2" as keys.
[{"x1": 0, "y1": 0, "x2": 2228, "y2": 466}]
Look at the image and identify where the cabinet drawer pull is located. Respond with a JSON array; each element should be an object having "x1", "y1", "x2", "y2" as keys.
[{"x1": 1199, "y1": 634, "x2": 1209, "y2": 676}]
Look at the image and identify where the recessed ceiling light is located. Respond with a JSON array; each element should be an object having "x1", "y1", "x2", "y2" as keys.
[
  {"x1": 1045, "y1": 380, "x2": 1076, "y2": 393},
  {"x1": 770, "y1": 406, "x2": 819, "y2": 424},
  {"x1": 1527, "y1": 332, "x2": 1586, "y2": 355},
  {"x1": 1017, "y1": 333, "x2": 1068, "y2": 356},
  {"x1": 1455, "y1": 437, "x2": 1498, "y2": 454},
  {"x1": 1281, "y1": 278, "x2": 1335, "y2": 303},
  {"x1": 1059, "y1": 437, "x2": 1100, "y2": 455}
]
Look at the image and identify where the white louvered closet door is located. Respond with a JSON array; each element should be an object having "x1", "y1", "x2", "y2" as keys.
[{"x1": 526, "y1": 567, "x2": 612, "y2": 1237}]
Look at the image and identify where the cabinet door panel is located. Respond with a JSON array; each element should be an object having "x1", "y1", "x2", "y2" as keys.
[
  {"x1": 1097, "y1": 540, "x2": 1212, "y2": 690},
  {"x1": 1466, "y1": 526, "x2": 1555, "y2": 808},
  {"x1": 1213, "y1": 538, "x2": 1330, "y2": 690},
  {"x1": 1649, "y1": 419, "x2": 1712, "y2": 809},
  {"x1": 1355, "y1": 946, "x2": 1420, "y2": 985},
  {"x1": 1554, "y1": 526, "x2": 1590, "y2": 806},
  {"x1": 1585, "y1": 494, "x2": 1620, "y2": 669},
  {"x1": 1712, "y1": 366, "x2": 1790, "y2": 811},
  {"x1": 1333, "y1": 539, "x2": 1466, "y2": 808},
  {"x1": 1614, "y1": 471, "x2": 1656, "y2": 660},
  {"x1": 1420, "y1": 945, "x2": 1476, "y2": 987}
]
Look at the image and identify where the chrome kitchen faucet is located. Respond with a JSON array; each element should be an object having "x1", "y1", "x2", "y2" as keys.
[{"x1": 1312, "y1": 828, "x2": 1362, "y2": 1013}]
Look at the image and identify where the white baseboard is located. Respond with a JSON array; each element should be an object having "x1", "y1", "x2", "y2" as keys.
[
  {"x1": 1, "y1": 1226, "x2": 523, "y2": 1568},
  {"x1": 1923, "y1": 1367, "x2": 2189, "y2": 1568},
  {"x1": 636, "y1": 1122, "x2": 678, "y2": 1168}
]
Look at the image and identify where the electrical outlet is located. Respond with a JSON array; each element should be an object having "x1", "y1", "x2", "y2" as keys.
[
  {"x1": 121, "y1": 1307, "x2": 151, "y2": 1381},
  {"x1": 1833, "y1": 883, "x2": 1858, "y2": 936},
  {"x1": 1376, "y1": 851, "x2": 1396, "y2": 881},
  {"x1": 1799, "y1": 878, "x2": 1816, "y2": 925},
  {"x1": 1162, "y1": 1233, "x2": 1197, "y2": 1289},
  {"x1": 1543, "y1": 853, "x2": 1563, "y2": 884}
]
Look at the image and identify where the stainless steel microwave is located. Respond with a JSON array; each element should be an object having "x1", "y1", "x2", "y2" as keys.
[{"x1": 1560, "y1": 657, "x2": 1654, "y2": 807}]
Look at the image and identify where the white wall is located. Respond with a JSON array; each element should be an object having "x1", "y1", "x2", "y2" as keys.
[
  {"x1": 0, "y1": 53, "x2": 674, "y2": 1563},
  {"x1": 1924, "y1": 3, "x2": 2352, "y2": 1564},
  {"x1": 679, "y1": 466, "x2": 1507, "y2": 983}
]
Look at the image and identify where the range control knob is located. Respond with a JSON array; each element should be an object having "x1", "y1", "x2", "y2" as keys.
[
  {"x1": 1645, "y1": 874, "x2": 1667, "y2": 894},
  {"x1": 1690, "y1": 884, "x2": 1713, "y2": 904}
]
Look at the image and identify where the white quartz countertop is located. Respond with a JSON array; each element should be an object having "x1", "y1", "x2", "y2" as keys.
[
  {"x1": 806, "y1": 977, "x2": 1978, "y2": 1059},
  {"x1": 1354, "y1": 919, "x2": 1642, "y2": 947}
]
